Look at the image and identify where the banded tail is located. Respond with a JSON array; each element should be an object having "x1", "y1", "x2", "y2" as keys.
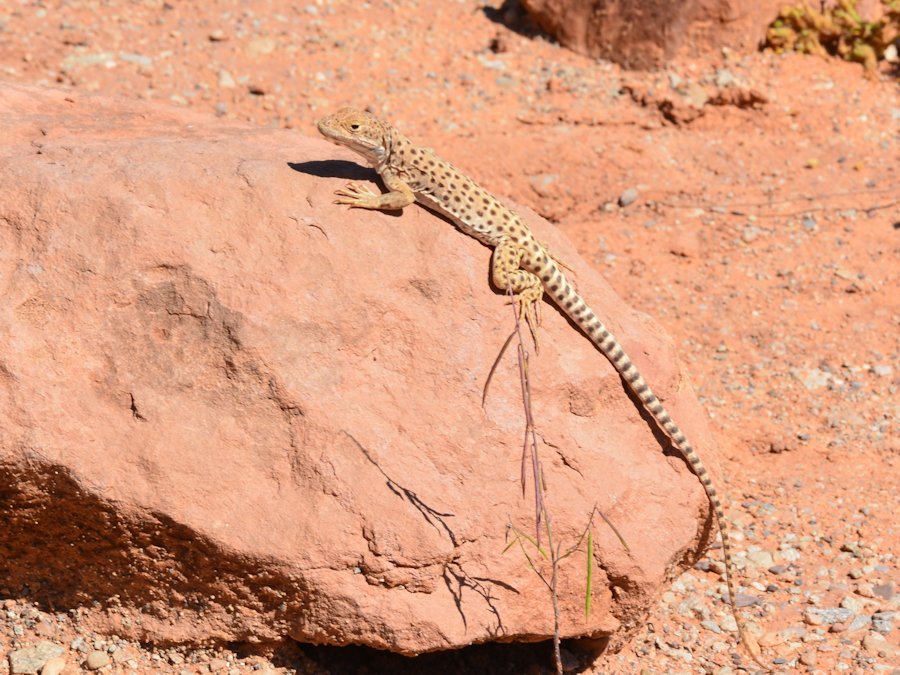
[{"x1": 532, "y1": 255, "x2": 765, "y2": 670}]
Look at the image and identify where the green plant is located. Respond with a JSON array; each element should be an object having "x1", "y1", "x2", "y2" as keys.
[{"x1": 765, "y1": 0, "x2": 900, "y2": 73}]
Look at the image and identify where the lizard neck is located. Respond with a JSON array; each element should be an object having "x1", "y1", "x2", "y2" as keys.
[{"x1": 378, "y1": 126, "x2": 408, "y2": 174}]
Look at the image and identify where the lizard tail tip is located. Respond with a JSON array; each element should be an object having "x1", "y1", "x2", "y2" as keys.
[{"x1": 743, "y1": 632, "x2": 770, "y2": 673}]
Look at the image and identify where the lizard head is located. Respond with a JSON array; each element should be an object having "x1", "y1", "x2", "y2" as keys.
[{"x1": 316, "y1": 108, "x2": 390, "y2": 165}]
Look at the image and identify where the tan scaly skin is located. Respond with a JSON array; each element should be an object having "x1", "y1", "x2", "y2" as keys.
[{"x1": 316, "y1": 107, "x2": 768, "y2": 672}]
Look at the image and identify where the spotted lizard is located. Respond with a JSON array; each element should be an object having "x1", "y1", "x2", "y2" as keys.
[{"x1": 316, "y1": 107, "x2": 766, "y2": 670}]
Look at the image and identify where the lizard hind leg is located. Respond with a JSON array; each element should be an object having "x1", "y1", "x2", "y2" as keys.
[{"x1": 492, "y1": 239, "x2": 545, "y2": 350}]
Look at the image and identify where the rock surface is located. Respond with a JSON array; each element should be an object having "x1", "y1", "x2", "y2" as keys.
[
  {"x1": 7, "y1": 641, "x2": 64, "y2": 675},
  {"x1": 0, "y1": 82, "x2": 720, "y2": 655},
  {"x1": 519, "y1": 0, "x2": 786, "y2": 69}
]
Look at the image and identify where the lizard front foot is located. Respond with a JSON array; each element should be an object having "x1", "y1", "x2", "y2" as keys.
[{"x1": 334, "y1": 182, "x2": 381, "y2": 209}]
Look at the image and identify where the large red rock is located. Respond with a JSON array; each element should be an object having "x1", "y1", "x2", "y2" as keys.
[
  {"x1": 0, "y1": 82, "x2": 722, "y2": 655},
  {"x1": 520, "y1": 0, "x2": 786, "y2": 69}
]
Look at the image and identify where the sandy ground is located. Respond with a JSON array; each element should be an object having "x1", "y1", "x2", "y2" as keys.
[{"x1": 1, "y1": 1, "x2": 898, "y2": 673}]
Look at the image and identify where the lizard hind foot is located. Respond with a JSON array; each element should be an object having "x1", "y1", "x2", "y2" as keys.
[{"x1": 510, "y1": 291, "x2": 543, "y2": 353}]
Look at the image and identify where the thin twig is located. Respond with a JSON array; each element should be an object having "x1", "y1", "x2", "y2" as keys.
[
  {"x1": 482, "y1": 329, "x2": 517, "y2": 407},
  {"x1": 507, "y1": 283, "x2": 544, "y2": 541},
  {"x1": 549, "y1": 519, "x2": 562, "y2": 675},
  {"x1": 596, "y1": 507, "x2": 630, "y2": 553}
]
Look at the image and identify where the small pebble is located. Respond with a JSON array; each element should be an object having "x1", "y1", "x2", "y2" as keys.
[
  {"x1": 804, "y1": 607, "x2": 853, "y2": 625},
  {"x1": 618, "y1": 187, "x2": 638, "y2": 207},
  {"x1": 799, "y1": 368, "x2": 829, "y2": 391},
  {"x1": 714, "y1": 68, "x2": 735, "y2": 88},
  {"x1": 701, "y1": 619, "x2": 722, "y2": 634},
  {"x1": 85, "y1": 650, "x2": 111, "y2": 670},
  {"x1": 741, "y1": 225, "x2": 760, "y2": 242},
  {"x1": 847, "y1": 614, "x2": 872, "y2": 632},
  {"x1": 217, "y1": 70, "x2": 236, "y2": 89},
  {"x1": 872, "y1": 611, "x2": 894, "y2": 634},
  {"x1": 746, "y1": 550, "x2": 774, "y2": 568},
  {"x1": 872, "y1": 583, "x2": 894, "y2": 600},
  {"x1": 830, "y1": 619, "x2": 851, "y2": 633},
  {"x1": 862, "y1": 631, "x2": 894, "y2": 656},
  {"x1": 40, "y1": 656, "x2": 67, "y2": 675},
  {"x1": 840, "y1": 595, "x2": 865, "y2": 612}
]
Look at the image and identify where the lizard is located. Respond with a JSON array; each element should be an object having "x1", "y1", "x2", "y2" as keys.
[{"x1": 316, "y1": 107, "x2": 767, "y2": 671}]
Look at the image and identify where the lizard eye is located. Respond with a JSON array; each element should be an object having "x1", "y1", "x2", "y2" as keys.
[{"x1": 349, "y1": 123, "x2": 360, "y2": 131}]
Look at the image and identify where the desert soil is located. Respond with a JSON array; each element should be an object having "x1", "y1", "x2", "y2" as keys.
[{"x1": 0, "y1": 1, "x2": 898, "y2": 674}]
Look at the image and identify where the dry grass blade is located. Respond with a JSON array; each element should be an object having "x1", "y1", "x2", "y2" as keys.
[{"x1": 481, "y1": 328, "x2": 516, "y2": 407}]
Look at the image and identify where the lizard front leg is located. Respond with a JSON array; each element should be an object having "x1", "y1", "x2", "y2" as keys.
[
  {"x1": 492, "y1": 238, "x2": 544, "y2": 347},
  {"x1": 334, "y1": 172, "x2": 415, "y2": 211}
]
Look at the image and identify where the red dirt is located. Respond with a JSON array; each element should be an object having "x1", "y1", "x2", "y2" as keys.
[{"x1": 1, "y1": 1, "x2": 897, "y2": 673}]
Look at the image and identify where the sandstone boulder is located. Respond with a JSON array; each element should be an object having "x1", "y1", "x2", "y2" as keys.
[
  {"x1": 0, "y1": 82, "x2": 722, "y2": 655},
  {"x1": 520, "y1": 0, "x2": 786, "y2": 69}
]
